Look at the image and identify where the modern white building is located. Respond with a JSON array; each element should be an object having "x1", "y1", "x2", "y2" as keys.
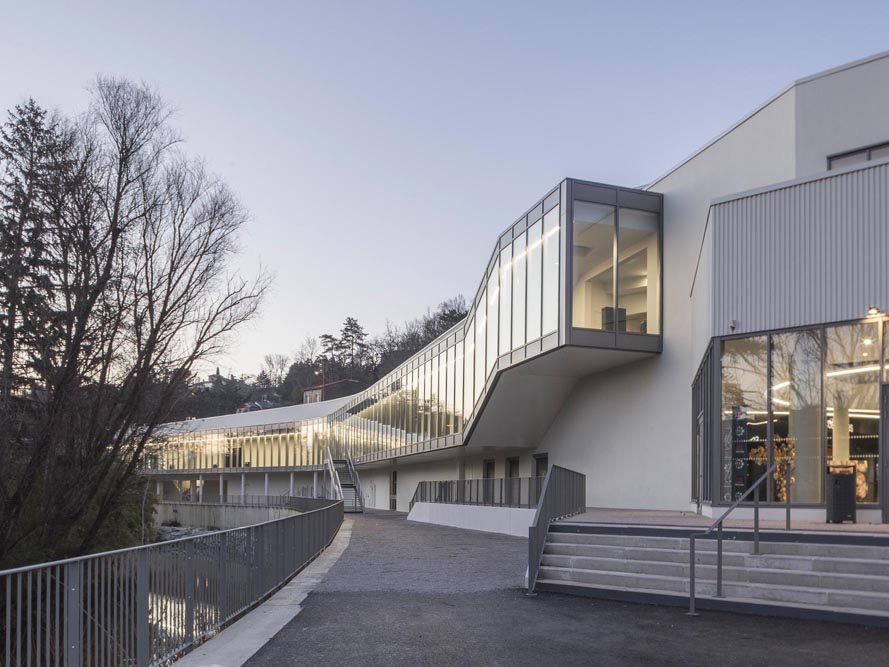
[{"x1": 146, "y1": 51, "x2": 889, "y2": 525}]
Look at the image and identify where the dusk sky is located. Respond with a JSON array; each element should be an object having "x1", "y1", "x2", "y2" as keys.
[{"x1": 4, "y1": 1, "x2": 888, "y2": 377}]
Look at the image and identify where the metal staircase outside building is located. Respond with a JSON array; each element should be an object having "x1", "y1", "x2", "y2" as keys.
[{"x1": 333, "y1": 452, "x2": 364, "y2": 513}]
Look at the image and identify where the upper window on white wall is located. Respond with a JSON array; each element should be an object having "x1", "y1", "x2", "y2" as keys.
[{"x1": 828, "y1": 140, "x2": 889, "y2": 170}]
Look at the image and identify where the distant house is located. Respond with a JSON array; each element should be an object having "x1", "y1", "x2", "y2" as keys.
[{"x1": 302, "y1": 378, "x2": 361, "y2": 404}]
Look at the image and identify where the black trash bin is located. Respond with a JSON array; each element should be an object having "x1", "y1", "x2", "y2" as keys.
[{"x1": 826, "y1": 464, "x2": 856, "y2": 524}]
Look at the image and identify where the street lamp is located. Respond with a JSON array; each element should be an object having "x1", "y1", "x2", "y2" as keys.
[{"x1": 314, "y1": 362, "x2": 326, "y2": 401}]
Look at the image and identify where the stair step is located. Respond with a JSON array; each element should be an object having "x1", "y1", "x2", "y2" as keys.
[
  {"x1": 537, "y1": 565, "x2": 889, "y2": 612},
  {"x1": 542, "y1": 542, "x2": 889, "y2": 577},
  {"x1": 540, "y1": 554, "x2": 889, "y2": 594},
  {"x1": 535, "y1": 579, "x2": 889, "y2": 623}
]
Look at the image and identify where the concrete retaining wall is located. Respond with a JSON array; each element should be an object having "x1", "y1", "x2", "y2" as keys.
[{"x1": 407, "y1": 502, "x2": 535, "y2": 537}]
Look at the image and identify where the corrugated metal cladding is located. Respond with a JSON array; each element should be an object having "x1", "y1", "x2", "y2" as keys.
[{"x1": 711, "y1": 162, "x2": 889, "y2": 337}]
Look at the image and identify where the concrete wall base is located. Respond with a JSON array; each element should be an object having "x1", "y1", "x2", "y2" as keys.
[{"x1": 407, "y1": 502, "x2": 534, "y2": 537}]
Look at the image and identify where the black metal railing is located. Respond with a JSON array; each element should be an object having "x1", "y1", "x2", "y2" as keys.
[
  {"x1": 409, "y1": 477, "x2": 546, "y2": 510},
  {"x1": 687, "y1": 460, "x2": 792, "y2": 615},
  {"x1": 527, "y1": 466, "x2": 586, "y2": 593}
]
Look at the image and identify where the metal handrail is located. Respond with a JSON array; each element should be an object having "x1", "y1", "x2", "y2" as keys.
[
  {"x1": 409, "y1": 476, "x2": 547, "y2": 510},
  {"x1": 687, "y1": 460, "x2": 792, "y2": 615},
  {"x1": 0, "y1": 497, "x2": 343, "y2": 666},
  {"x1": 325, "y1": 446, "x2": 344, "y2": 500},
  {"x1": 527, "y1": 466, "x2": 586, "y2": 593},
  {"x1": 345, "y1": 449, "x2": 364, "y2": 511}
]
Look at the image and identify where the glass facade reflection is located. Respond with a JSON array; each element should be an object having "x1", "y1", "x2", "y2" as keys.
[
  {"x1": 147, "y1": 180, "x2": 662, "y2": 473},
  {"x1": 717, "y1": 319, "x2": 887, "y2": 505}
]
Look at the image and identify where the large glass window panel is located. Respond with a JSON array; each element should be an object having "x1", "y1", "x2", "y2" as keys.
[
  {"x1": 572, "y1": 202, "x2": 615, "y2": 330},
  {"x1": 720, "y1": 336, "x2": 769, "y2": 502},
  {"x1": 446, "y1": 345, "x2": 455, "y2": 434},
  {"x1": 430, "y1": 355, "x2": 439, "y2": 439},
  {"x1": 771, "y1": 330, "x2": 822, "y2": 503},
  {"x1": 464, "y1": 320, "x2": 474, "y2": 420},
  {"x1": 512, "y1": 233, "x2": 526, "y2": 349},
  {"x1": 825, "y1": 321, "x2": 881, "y2": 503},
  {"x1": 437, "y1": 351, "x2": 446, "y2": 437},
  {"x1": 474, "y1": 294, "x2": 486, "y2": 403},
  {"x1": 542, "y1": 205, "x2": 560, "y2": 335},
  {"x1": 424, "y1": 358, "x2": 433, "y2": 440},
  {"x1": 486, "y1": 267, "x2": 499, "y2": 376},
  {"x1": 499, "y1": 246, "x2": 512, "y2": 354},
  {"x1": 526, "y1": 219, "x2": 543, "y2": 341},
  {"x1": 617, "y1": 208, "x2": 659, "y2": 334},
  {"x1": 454, "y1": 338, "x2": 464, "y2": 432},
  {"x1": 884, "y1": 320, "x2": 889, "y2": 384}
]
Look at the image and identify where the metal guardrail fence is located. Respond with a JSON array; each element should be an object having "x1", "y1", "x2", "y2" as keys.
[
  {"x1": 527, "y1": 466, "x2": 586, "y2": 594},
  {"x1": 409, "y1": 477, "x2": 546, "y2": 511},
  {"x1": 211, "y1": 495, "x2": 337, "y2": 512},
  {"x1": 0, "y1": 497, "x2": 343, "y2": 667}
]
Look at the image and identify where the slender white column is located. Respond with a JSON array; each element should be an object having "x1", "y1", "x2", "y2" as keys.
[
  {"x1": 156, "y1": 480, "x2": 163, "y2": 501},
  {"x1": 198, "y1": 474, "x2": 204, "y2": 503},
  {"x1": 313, "y1": 471, "x2": 318, "y2": 498},
  {"x1": 264, "y1": 472, "x2": 269, "y2": 497},
  {"x1": 289, "y1": 472, "x2": 294, "y2": 496},
  {"x1": 241, "y1": 472, "x2": 246, "y2": 504},
  {"x1": 219, "y1": 473, "x2": 224, "y2": 502}
]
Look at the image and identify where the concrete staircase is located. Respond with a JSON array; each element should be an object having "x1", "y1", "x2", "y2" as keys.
[{"x1": 535, "y1": 524, "x2": 889, "y2": 626}]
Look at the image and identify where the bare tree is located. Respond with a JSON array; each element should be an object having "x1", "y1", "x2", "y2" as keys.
[
  {"x1": 0, "y1": 78, "x2": 269, "y2": 565},
  {"x1": 293, "y1": 336, "x2": 318, "y2": 364},
  {"x1": 261, "y1": 353, "x2": 290, "y2": 387}
]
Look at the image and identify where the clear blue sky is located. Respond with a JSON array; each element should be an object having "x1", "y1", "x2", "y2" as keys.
[{"x1": 3, "y1": 1, "x2": 888, "y2": 376}]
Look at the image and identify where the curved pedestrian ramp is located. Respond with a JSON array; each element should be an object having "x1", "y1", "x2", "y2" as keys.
[{"x1": 535, "y1": 523, "x2": 889, "y2": 627}]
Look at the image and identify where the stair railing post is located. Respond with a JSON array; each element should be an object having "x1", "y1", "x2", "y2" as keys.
[
  {"x1": 785, "y1": 462, "x2": 792, "y2": 530},
  {"x1": 136, "y1": 549, "x2": 150, "y2": 667},
  {"x1": 687, "y1": 535, "x2": 697, "y2": 616},
  {"x1": 753, "y1": 484, "x2": 760, "y2": 555},
  {"x1": 716, "y1": 522, "x2": 723, "y2": 598}
]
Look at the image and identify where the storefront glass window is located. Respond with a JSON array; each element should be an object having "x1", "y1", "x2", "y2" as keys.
[
  {"x1": 771, "y1": 330, "x2": 822, "y2": 502},
  {"x1": 720, "y1": 336, "x2": 769, "y2": 502},
  {"x1": 825, "y1": 321, "x2": 881, "y2": 503}
]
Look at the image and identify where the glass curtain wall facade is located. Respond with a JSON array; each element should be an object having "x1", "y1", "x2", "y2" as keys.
[
  {"x1": 146, "y1": 179, "x2": 662, "y2": 474},
  {"x1": 716, "y1": 318, "x2": 887, "y2": 505}
]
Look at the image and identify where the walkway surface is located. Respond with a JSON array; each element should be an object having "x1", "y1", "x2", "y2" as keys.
[{"x1": 244, "y1": 510, "x2": 889, "y2": 667}]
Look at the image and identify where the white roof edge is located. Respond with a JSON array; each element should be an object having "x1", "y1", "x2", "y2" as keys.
[
  {"x1": 710, "y1": 154, "x2": 889, "y2": 207},
  {"x1": 162, "y1": 395, "x2": 352, "y2": 433},
  {"x1": 645, "y1": 49, "x2": 889, "y2": 192}
]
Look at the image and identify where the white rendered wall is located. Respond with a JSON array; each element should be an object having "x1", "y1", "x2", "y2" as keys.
[
  {"x1": 358, "y1": 452, "x2": 539, "y2": 512},
  {"x1": 407, "y1": 502, "x2": 535, "y2": 537},
  {"x1": 540, "y1": 82, "x2": 800, "y2": 512},
  {"x1": 794, "y1": 54, "x2": 889, "y2": 177}
]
